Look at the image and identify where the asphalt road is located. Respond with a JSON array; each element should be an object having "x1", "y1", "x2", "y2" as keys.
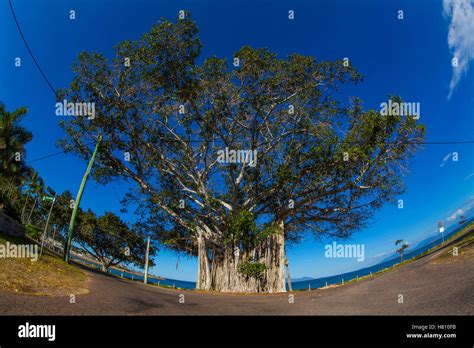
[{"x1": 0, "y1": 234, "x2": 473, "y2": 315}]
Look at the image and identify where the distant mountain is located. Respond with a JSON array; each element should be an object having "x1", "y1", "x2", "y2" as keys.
[
  {"x1": 291, "y1": 276, "x2": 314, "y2": 282},
  {"x1": 378, "y1": 237, "x2": 440, "y2": 264},
  {"x1": 410, "y1": 234, "x2": 440, "y2": 250},
  {"x1": 377, "y1": 219, "x2": 473, "y2": 264},
  {"x1": 378, "y1": 253, "x2": 398, "y2": 264}
]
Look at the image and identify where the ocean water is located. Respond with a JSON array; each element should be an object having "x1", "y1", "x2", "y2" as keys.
[
  {"x1": 71, "y1": 218, "x2": 471, "y2": 291},
  {"x1": 291, "y1": 219, "x2": 472, "y2": 290}
]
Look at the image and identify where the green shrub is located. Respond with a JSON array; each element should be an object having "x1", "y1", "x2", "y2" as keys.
[
  {"x1": 238, "y1": 260, "x2": 267, "y2": 280},
  {"x1": 25, "y1": 224, "x2": 42, "y2": 240}
]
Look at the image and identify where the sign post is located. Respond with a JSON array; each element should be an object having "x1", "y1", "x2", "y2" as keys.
[
  {"x1": 40, "y1": 194, "x2": 56, "y2": 257},
  {"x1": 144, "y1": 236, "x2": 151, "y2": 284},
  {"x1": 438, "y1": 221, "x2": 445, "y2": 243}
]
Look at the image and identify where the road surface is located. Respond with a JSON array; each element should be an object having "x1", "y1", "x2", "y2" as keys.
[{"x1": 0, "y1": 233, "x2": 473, "y2": 315}]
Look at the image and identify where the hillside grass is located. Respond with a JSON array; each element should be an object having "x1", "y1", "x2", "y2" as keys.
[
  {"x1": 298, "y1": 222, "x2": 474, "y2": 292},
  {"x1": 0, "y1": 232, "x2": 89, "y2": 296},
  {"x1": 432, "y1": 228, "x2": 474, "y2": 263}
]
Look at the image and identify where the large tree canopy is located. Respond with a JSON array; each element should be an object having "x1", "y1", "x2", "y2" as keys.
[
  {"x1": 58, "y1": 13, "x2": 425, "y2": 292},
  {"x1": 75, "y1": 210, "x2": 154, "y2": 272}
]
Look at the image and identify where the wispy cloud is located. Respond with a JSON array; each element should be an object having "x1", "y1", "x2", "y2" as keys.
[
  {"x1": 440, "y1": 152, "x2": 452, "y2": 166},
  {"x1": 446, "y1": 198, "x2": 474, "y2": 222},
  {"x1": 465, "y1": 172, "x2": 474, "y2": 180},
  {"x1": 443, "y1": 0, "x2": 474, "y2": 99},
  {"x1": 366, "y1": 250, "x2": 393, "y2": 262},
  {"x1": 447, "y1": 208, "x2": 465, "y2": 221}
]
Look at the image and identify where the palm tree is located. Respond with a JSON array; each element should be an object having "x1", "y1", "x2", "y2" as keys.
[
  {"x1": 20, "y1": 168, "x2": 39, "y2": 222},
  {"x1": 26, "y1": 175, "x2": 44, "y2": 225},
  {"x1": 395, "y1": 239, "x2": 409, "y2": 262},
  {"x1": 0, "y1": 103, "x2": 32, "y2": 180}
]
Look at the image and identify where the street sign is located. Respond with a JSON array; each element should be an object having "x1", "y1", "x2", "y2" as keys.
[{"x1": 438, "y1": 221, "x2": 446, "y2": 243}]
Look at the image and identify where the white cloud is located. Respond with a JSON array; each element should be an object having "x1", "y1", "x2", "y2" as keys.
[
  {"x1": 443, "y1": 0, "x2": 474, "y2": 99},
  {"x1": 465, "y1": 172, "x2": 474, "y2": 180},
  {"x1": 366, "y1": 250, "x2": 392, "y2": 263},
  {"x1": 447, "y1": 208, "x2": 465, "y2": 221}
]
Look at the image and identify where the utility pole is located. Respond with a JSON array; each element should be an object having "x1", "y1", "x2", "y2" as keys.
[
  {"x1": 285, "y1": 256, "x2": 292, "y2": 292},
  {"x1": 40, "y1": 194, "x2": 56, "y2": 257},
  {"x1": 64, "y1": 135, "x2": 102, "y2": 262},
  {"x1": 144, "y1": 236, "x2": 151, "y2": 284}
]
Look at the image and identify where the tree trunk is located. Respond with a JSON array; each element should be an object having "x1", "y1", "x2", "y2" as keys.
[
  {"x1": 196, "y1": 221, "x2": 286, "y2": 293},
  {"x1": 7, "y1": 183, "x2": 15, "y2": 198},
  {"x1": 285, "y1": 257, "x2": 292, "y2": 292},
  {"x1": 21, "y1": 193, "x2": 30, "y2": 223},
  {"x1": 196, "y1": 229, "x2": 211, "y2": 290},
  {"x1": 27, "y1": 199, "x2": 37, "y2": 225},
  {"x1": 263, "y1": 221, "x2": 286, "y2": 293}
]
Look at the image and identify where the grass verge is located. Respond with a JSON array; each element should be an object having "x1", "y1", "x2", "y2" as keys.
[
  {"x1": 432, "y1": 228, "x2": 474, "y2": 263},
  {"x1": 301, "y1": 222, "x2": 474, "y2": 292},
  {"x1": 0, "y1": 232, "x2": 89, "y2": 296}
]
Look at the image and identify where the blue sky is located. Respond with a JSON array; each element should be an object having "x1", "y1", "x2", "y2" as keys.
[{"x1": 1, "y1": 0, "x2": 473, "y2": 281}]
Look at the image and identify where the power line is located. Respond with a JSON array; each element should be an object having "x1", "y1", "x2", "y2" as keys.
[
  {"x1": 26, "y1": 141, "x2": 96, "y2": 164},
  {"x1": 420, "y1": 140, "x2": 474, "y2": 144},
  {"x1": 7, "y1": 0, "x2": 474, "y2": 161},
  {"x1": 26, "y1": 149, "x2": 70, "y2": 164},
  {"x1": 25, "y1": 139, "x2": 474, "y2": 164},
  {"x1": 161, "y1": 139, "x2": 474, "y2": 144},
  {"x1": 24, "y1": 140, "x2": 473, "y2": 164},
  {"x1": 111, "y1": 182, "x2": 122, "y2": 202},
  {"x1": 8, "y1": 0, "x2": 57, "y2": 97}
]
